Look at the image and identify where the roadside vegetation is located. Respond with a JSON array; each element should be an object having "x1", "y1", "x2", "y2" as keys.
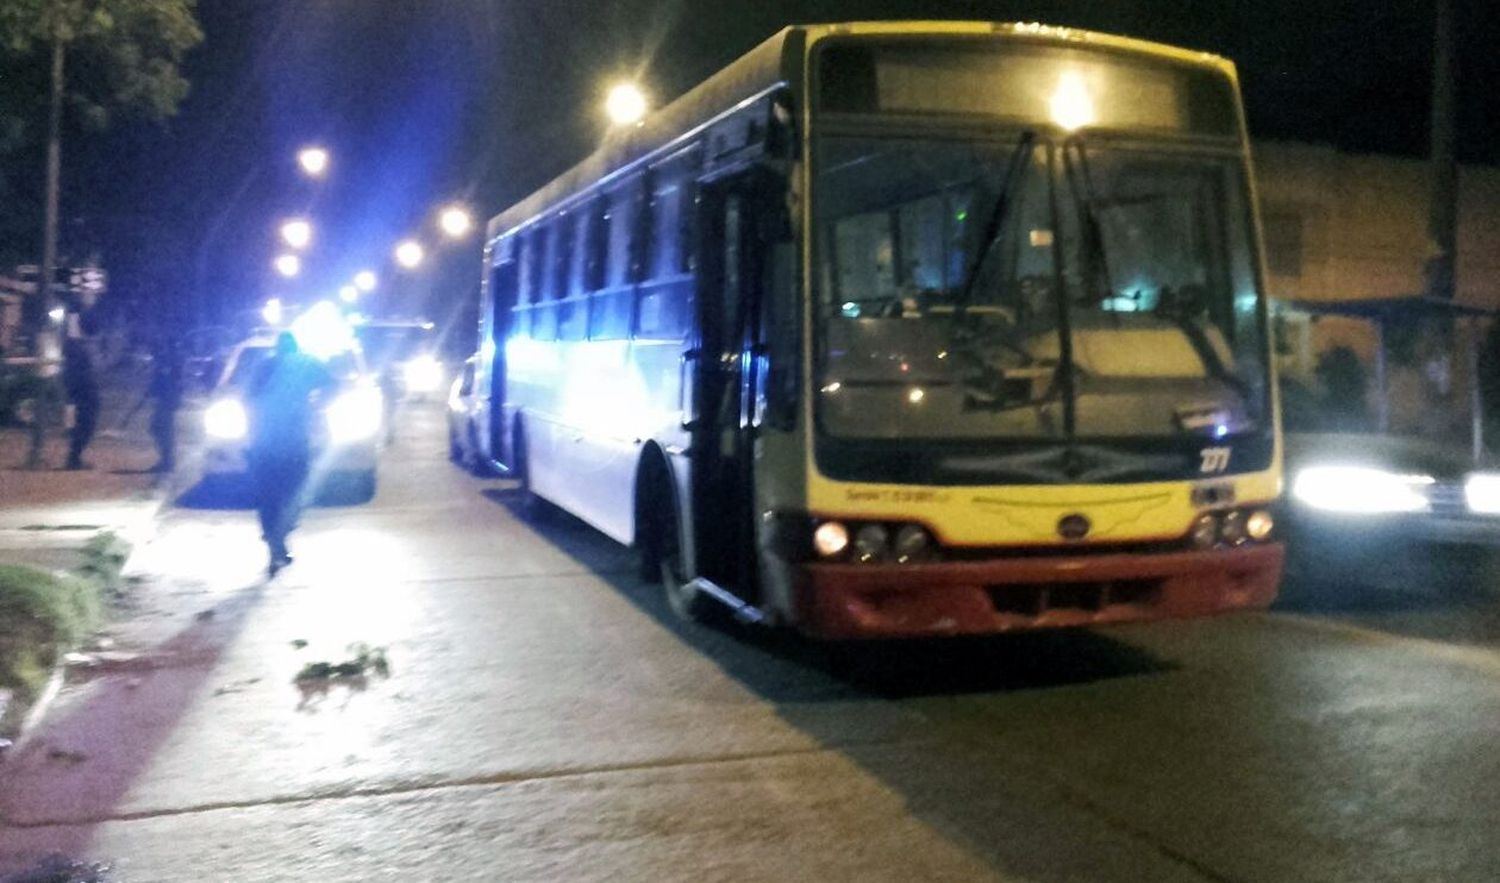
[{"x1": 0, "y1": 531, "x2": 129, "y2": 735}]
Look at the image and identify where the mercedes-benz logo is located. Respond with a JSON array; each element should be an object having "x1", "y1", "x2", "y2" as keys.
[{"x1": 1057, "y1": 514, "x2": 1091, "y2": 541}]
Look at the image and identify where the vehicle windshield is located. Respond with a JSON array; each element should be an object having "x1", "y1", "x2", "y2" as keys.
[
  {"x1": 223, "y1": 346, "x2": 362, "y2": 389},
  {"x1": 356, "y1": 325, "x2": 435, "y2": 373},
  {"x1": 814, "y1": 133, "x2": 1268, "y2": 441}
]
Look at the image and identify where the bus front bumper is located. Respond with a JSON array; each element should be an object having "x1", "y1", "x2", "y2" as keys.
[{"x1": 795, "y1": 543, "x2": 1284, "y2": 640}]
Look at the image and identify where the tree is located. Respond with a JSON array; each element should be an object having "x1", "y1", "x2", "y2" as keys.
[
  {"x1": 0, "y1": 0, "x2": 202, "y2": 284},
  {"x1": 0, "y1": 0, "x2": 200, "y2": 463}
]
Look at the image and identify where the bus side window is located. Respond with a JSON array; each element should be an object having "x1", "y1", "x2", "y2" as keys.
[
  {"x1": 533, "y1": 219, "x2": 561, "y2": 341},
  {"x1": 518, "y1": 228, "x2": 546, "y2": 339},
  {"x1": 558, "y1": 205, "x2": 592, "y2": 341},
  {"x1": 592, "y1": 178, "x2": 640, "y2": 341},
  {"x1": 636, "y1": 152, "x2": 697, "y2": 340}
]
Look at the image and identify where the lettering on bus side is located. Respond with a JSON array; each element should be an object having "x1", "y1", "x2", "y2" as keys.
[{"x1": 844, "y1": 488, "x2": 952, "y2": 505}]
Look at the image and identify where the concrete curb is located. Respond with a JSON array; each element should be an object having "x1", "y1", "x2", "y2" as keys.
[{"x1": 0, "y1": 506, "x2": 162, "y2": 754}]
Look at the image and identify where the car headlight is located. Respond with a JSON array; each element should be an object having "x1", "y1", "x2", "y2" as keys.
[
  {"x1": 1464, "y1": 474, "x2": 1500, "y2": 515},
  {"x1": 403, "y1": 355, "x2": 443, "y2": 393},
  {"x1": 204, "y1": 398, "x2": 248, "y2": 440},
  {"x1": 326, "y1": 387, "x2": 383, "y2": 444},
  {"x1": 1292, "y1": 466, "x2": 1433, "y2": 514}
]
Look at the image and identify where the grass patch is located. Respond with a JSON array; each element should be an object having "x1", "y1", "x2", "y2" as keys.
[{"x1": 0, "y1": 565, "x2": 103, "y2": 707}]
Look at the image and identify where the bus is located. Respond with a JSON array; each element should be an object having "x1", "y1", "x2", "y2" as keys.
[{"x1": 473, "y1": 22, "x2": 1284, "y2": 639}]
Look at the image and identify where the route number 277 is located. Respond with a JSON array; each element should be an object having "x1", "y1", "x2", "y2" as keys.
[{"x1": 1199, "y1": 447, "x2": 1232, "y2": 474}]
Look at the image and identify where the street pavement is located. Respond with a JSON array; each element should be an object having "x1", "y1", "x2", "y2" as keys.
[{"x1": 0, "y1": 404, "x2": 1498, "y2": 881}]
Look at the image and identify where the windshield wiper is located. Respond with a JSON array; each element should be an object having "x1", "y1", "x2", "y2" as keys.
[
  {"x1": 953, "y1": 131, "x2": 1036, "y2": 314},
  {"x1": 1060, "y1": 135, "x2": 1118, "y2": 308}
]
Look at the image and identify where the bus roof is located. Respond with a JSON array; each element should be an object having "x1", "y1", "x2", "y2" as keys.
[{"x1": 485, "y1": 22, "x2": 1235, "y2": 242}]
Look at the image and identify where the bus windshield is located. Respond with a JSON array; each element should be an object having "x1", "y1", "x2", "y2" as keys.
[{"x1": 814, "y1": 133, "x2": 1268, "y2": 442}]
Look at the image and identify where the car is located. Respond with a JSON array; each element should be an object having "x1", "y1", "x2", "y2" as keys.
[
  {"x1": 1281, "y1": 428, "x2": 1500, "y2": 601},
  {"x1": 446, "y1": 354, "x2": 487, "y2": 474},
  {"x1": 200, "y1": 334, "x2": 383, "y2": 502}
]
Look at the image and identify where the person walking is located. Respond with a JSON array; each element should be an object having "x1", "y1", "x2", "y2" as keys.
[
  {"x1": 146, "y1": 335, "x2": 184, "y2": 473},
  {"x1": 246, "y1": 331, "x2": 333, "y2": 577},
  {"x1": 61, "y1": 302, "x2": 100, "y2": 471}
]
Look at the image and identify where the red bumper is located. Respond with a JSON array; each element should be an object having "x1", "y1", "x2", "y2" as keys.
[{"x1": 795, "y1": 543, "x2": 1284, "y2": 640}]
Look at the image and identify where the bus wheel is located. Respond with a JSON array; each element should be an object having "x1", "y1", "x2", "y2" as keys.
[{"x1": 652, "y1": 484, "x2": 713, "y2": 622}]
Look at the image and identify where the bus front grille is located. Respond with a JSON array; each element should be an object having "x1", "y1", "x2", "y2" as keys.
[{"x1": 985, "y1": 579, "x2": 1162, "y2": 620}]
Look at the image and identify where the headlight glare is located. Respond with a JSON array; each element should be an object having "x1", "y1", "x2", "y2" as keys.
[
  {"x1": 1292, "y1": 466, "x2": 1432, "y2": 514},
  {"x1": 812, "y1": 522, "x2": 849, "y2": 558},
  {"x1": 204, "y1": 398, "x2": 247, "y2": 440},
  {"x1": 403, "y1": 354, "x2": 444, "y2": 393},
  {"x1": 1220, "y1": 511, "x2": 1248, "y2": 545},
  {"x1": 327, "y1": 387, "x2": 383, "y2": 444},
  {"x1": 1465, "y1": 474, "x2": 1500, "y2": 515}
]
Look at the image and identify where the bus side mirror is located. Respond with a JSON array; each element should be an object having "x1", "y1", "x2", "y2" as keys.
[{"x1": 763, "y1": 242, "x2": 799, "y2": 431}]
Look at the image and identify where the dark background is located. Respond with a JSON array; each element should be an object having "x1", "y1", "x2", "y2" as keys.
[{"x1": 14, "y1": 0, "x2": 1499, "y2": 351}]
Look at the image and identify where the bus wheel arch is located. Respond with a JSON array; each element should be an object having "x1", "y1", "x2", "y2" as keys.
[{"x1": 633, "y1": 445, "x2": 713, "y2": 621}]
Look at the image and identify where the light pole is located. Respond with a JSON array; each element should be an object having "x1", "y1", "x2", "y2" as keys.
[
  {"x1": 297, "y1": 146, "x2": 330, "y2": 179},
  {"x1": 395, "y1": 240, "x2": 425, "y2": 270},
  {"x1": 280, "y1": 218, "x2": 313, "y2": 250},
  {"x1": 439, "y1": 206, "x2": 474, "y2": 239}
]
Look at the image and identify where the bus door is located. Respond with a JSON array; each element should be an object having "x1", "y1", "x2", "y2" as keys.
[
  {"x1": 487, "y1": 258, "x2": 519, "y2": 468},
  {"x1": 689, "y1": 174, "x2": 776, "y2": 600}
]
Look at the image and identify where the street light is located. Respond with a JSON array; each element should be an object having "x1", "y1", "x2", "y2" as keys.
[
  {"x1": 262, "y1": 297, "x2": 284, "y2": 325},
  {"x1": 353, "y1": 270, "x2": 377, "y2": 292},
  {"x1": 439, "y1": 205, "x2": 474, "y2": 239},
  {"x1": 339, "y1": 284, "x2": 359, "y2": 304},
  {"x1": 280, "y1": 218, "x2": 313, "y2": 250},
  {"x1": 395, "y1": 240, "x2": 425, "y2": 269},
  {"x1": 274, "y1": 254, "x2": 301, "y2": 278},
  {"x1": 605, "y1": 82, "x2": 649, "y2": 126},
  {"x1": 297, "y1": 146, "x2": 330, "y2": 178}
]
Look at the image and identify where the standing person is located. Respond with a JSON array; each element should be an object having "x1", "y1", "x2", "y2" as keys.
[
  {"x1": 146, "y1": 335, "x2": 184, "y2": 473},
  {"x1": 61, "y1": 300, "x2": 100, "y2": 471},
  {"x1": 246, "y1": 332, "x2": 332, "y2": 577}
]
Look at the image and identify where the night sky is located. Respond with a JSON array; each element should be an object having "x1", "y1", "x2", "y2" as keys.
[{"x1": 64, "y1": 0, "x2": 1499, "y2": 340}]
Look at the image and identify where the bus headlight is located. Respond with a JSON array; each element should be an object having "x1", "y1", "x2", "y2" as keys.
[
  {"x1": 1292, "y1": 466, "x2": 1432, "y2": 514},
  {"x1": 1189, "y1": 513, "x2": 1219, "y2": 549},
  {"x1": 327, "y1": 388, "x2": 383, "y2": 444},
  {"x1": 813, "y1": 522, "x2": 849, "y2": 558},
  {"x1": 204, "y1": 398, "x2": 248, "y2": 440},
  {"x1": 1245, "y1": 510, "x2": 1275, "y2": 541},
  {"x1": 403, "y1": 354, "x2": 444, "y2": 393},
  {"x1": 853, "y1": 524, "x2": 889, "y2": 563},
  {"x1": 893, "y1": 524, "x2": 932, "y2": 563}
]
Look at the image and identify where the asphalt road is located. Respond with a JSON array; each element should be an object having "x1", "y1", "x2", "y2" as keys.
[{"x1": 1, "y1": 404, "x2": 1497, "y2": 882}]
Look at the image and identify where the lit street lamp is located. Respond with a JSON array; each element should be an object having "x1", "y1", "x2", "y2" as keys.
[
  {"x1": 605, "y1": 82, "x2": 649, "y2": 126},
  {"x1": 395, "y1": 240, "x2": 425, "y2": 269},
  {"x1": 280, "y1": 218, "x2": 313, "y2": 250},
  {"x1": 340, "y1": 284, "x2": 359, "y2": 304},
  {"x1": 262, "y1": 297, "x2": 284, "y2": 325},
  {"x1": 297, "y1": 146, "x2": 330, "y2": 178},
  {"x1": 353, "y1": 270, "x2": 378, "y2": 292},
  {"x1": 274, "y1": 254, "x2": 301, "y2": 278},
  {"x1": 440, "y1": 205, "x2": 474, "y2": 239}
]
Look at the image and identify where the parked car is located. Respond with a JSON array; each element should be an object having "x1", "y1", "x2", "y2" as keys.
[
  {"x1": 354, "y1": 320, "x2": 443, "y2": 403},
  {"x1": 446, "y1": 354, "x2": 487, "y2": 474},
  {"x1": 201, "y1": 334, "x2": 383, "y2": 502}
]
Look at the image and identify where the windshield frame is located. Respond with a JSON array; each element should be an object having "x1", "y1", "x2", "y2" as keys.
[{"x1": 806, "y1": 118, "x2": 1275, "y2": 483}]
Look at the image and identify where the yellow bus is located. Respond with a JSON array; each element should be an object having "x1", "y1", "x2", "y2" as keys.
[{"x1": 474, "y1": 22, "x2": 1284, "y2": 638}]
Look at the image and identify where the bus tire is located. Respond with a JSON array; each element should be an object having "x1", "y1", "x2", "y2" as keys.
[
  {"x1": 640, "y1": 466, "x2": 712, "y2": 622},
  {"x1": 512, "y1": 418, "x2": 545, "y2": 518}
]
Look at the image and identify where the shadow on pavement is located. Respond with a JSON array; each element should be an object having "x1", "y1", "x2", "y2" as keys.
[
  {"x1": 482, "y1": 486, "x2": 1195, "y2": 880},
  {"x1": 480, "y1": 486, "x2": 1171, "y2": 700}
]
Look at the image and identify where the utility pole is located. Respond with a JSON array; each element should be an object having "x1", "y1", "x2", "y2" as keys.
[
  {"x1": 25, "y1": 36, "x2": 66, "y2": 470},
  {"x1": 1425, "y1": 0, "x2": 1457, "y2": 301}
]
